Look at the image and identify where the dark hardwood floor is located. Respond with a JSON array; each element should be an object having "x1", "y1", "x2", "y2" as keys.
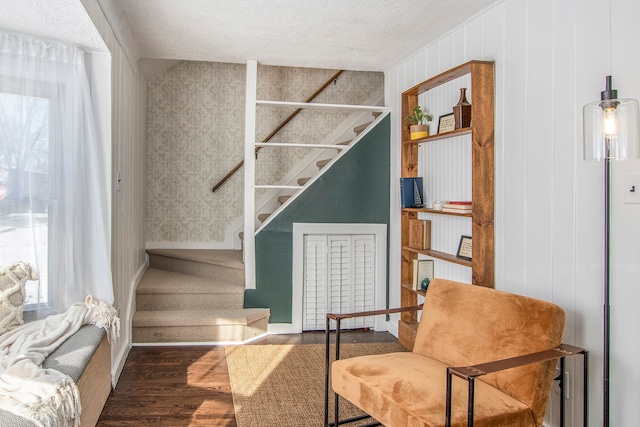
[{"x1": 96, "y1": 330, "x2": 396, "y2": 426}]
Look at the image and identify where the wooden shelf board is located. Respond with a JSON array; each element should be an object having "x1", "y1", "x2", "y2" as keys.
[
  {"x1": 403, "y1": 127, "x2": 472, "y2": 145},
  {"x1": 401, "y1": 282, "x2": 427, "y2": 297},
  {"x1": 402, "y1": 246, "x2": 473, "y2": 267},
  {"x1": 402, "y1": 207, "x2": 472, "y2": 217},
  {"x1": 399, "y1": 319, "x2": 419, "y2": 331},
  {"x1": 402, "y1": 60, "x2": 494, "y2": 96}
]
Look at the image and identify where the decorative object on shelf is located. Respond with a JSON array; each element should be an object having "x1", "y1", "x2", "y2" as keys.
[
  {"x1": 456, "y1": 235, "x2": 472, "y2": 261},
  {"x1": 400, "y1": 177, "x2": 424, "y2": 208},
  {"x1": 453, "y1": 87, "x2": 471, "y2": 130},
  {"x1": 437, "y1": 113, "x2": 455, "y2": 134},
  {"x1": 409, "y1": 219, "x2": 431, "y2": 250},
  {"x1": 432, "y1": 200, "x2": 447, "y2": 211},
  {"x1": 442, "y1": 201, "x2": 472, "y2": 214},
  {"x1": 405, "y1": 106, "x2": 432, "y2": 140},
  {"x1": 583, "y1": 75, "x2": 640, "y2": 427},
  {"x1": 412, "y1": 259, "x2": 434, "y2": 291}
]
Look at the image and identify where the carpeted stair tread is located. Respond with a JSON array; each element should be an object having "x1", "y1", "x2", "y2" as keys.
[
  {"x1": 147, "y1": 249, "x2": 244, "y2": 271},
  {"x1": 138, "y1": 268, "x2": 244, "y2": 294},
  {"x1": 316, "y1": 158, "x2": 331, "y2": 169},
  {"x1": 297, "y1": 177, "x2": 310, "y2": 186},
  {"x1": 133, "y1": 308, "x2": 270, "y2": 328},
  {"x1": 353, "y1": 121, "x2": 372, "y2": 134}
]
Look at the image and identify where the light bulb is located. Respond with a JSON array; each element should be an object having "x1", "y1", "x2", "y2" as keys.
[{"x1": 603, "y1": 107, "x2": 619, "y2": 137}]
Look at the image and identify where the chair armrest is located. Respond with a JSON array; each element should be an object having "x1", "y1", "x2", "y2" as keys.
[
  {"x1": 326, "y1": 304, "x2": 423, "y2": 321},
  {"x1": 445, "y1": 343, "x2": 589, "y2": 427},
  {"x1": 448, "y1": 343, "x2": 586, "y2": 380}
]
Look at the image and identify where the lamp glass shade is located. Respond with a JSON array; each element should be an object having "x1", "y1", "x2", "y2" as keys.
[{"x1": 583, "y1": 97, "x2": 640, "y2": 160}]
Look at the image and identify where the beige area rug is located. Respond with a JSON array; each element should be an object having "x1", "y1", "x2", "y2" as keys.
[{"x1": 225, "y1": 342, "x2": 406, "y2": 427}]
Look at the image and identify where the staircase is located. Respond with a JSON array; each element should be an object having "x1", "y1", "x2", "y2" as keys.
[
  {"x1": 248, "y1": 112, "x2": 383, "y2": 231},
  {"x1": 132, "y1": 249, "x2": 270, "y2": 344}
]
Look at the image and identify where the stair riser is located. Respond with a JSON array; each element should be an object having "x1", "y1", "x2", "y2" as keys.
[
  {"x1": 136, "y1": 293, "x2": 244, "y2": 311},
  {"x1": 133, "y1": 318, "x2": 269, "y2": 343},
  {"x1": 149, "y1": 254, "x2": 244, "y2": 285}
]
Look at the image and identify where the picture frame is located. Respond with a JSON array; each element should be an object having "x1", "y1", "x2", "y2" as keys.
[
  {"x1": 437, "y1": 113, "x2": 455, "y2": 134},
  {"x1": 456, "y1": 235, "x2": 472, "y2": 260},
  {"x1": 412, "y1": 259, "x2": 434, "y2": 291}
]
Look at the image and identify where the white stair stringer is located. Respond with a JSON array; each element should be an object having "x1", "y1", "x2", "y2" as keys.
[
  {"x1": 255, "y1": 109, "x2": 390, "y2": 234},
  {"x1": 228, "y1": 88, "x2": 386, "y2": 247}
]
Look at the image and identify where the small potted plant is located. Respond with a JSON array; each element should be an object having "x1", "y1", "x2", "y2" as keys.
[{"x1": 405, "y1": 106, "x2": 432, "y2": 140}]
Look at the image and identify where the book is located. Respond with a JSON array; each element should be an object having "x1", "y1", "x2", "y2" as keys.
[
  {"x1": 412, "y1": 259, "x2": 434, "y2": 291},
  {"x1": 442, "y1": 207, "x2": 472, "y2": 214},
  {"x1": 442, "y1": 202, "x2": 472, "y2": 214},
  {"x1": 400, "y1": 177, "x2": 424, "y2": 208},
  {"x1": 409, "y1": 219, "x2": 431, "y2": 250},
  {"x1": 443, "y1": 202, "x2": 472, "y2": 210}
]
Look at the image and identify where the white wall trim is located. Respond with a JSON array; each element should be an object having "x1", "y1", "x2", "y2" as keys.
[
  {"x1": 111, "y1": 260, "x2": 146, "y2": 386},
  {"x1": 146, "y1": 241, "x2": 234, "y2": 250},
  {"x1": 291, "y1": 223, "x2": 388, "y2": 334}
]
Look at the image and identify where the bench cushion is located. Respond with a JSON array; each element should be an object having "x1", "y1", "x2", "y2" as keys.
[
  {"x1": 0, "y1": 325, "x2": 106, "y2": 427},
  {"x1": 332, "y1": 352, "x2": 535, "y2": 427},
  {"x1": 43, "y1": 324, "x2": 105, "y2": 382}
]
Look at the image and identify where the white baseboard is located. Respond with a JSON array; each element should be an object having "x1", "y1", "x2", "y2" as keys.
[
  {"x1": 146, "y1": 241, "x2": 233, "y2": 250},
  {"x1": 131, "y1": 333, "x2": 269, "y2": 347},
  {"x1": 267, "y1": 323, "x2": 299, "y2": 334},
  {"x1": 386, "y1": 319, "x2": 399, "y2": 338},
  {"x1": 111, "y1": 261, "x2": 147, "y2": 387}
]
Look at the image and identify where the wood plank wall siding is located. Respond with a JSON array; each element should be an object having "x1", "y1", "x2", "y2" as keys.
[
  {"x1": 80, "y1": 0, "x2": 148, "y2": 380},
  {"x1": 386, "y1": 1, "x2": 640, "y2": 426}
]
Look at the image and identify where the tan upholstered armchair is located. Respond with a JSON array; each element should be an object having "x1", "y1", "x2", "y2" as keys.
[{"x1": 324, "y1": 279, "x2": 588, "y2": 427}]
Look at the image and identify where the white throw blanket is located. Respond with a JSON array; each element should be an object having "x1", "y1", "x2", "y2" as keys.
[{"x1": 0, "y1": 296, "x2": 119, "y2": 426}]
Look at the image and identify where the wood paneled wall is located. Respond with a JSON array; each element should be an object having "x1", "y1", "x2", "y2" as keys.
[
  {"x1": 81, "y1": 0, "x2": 148, "y2": 383},
  {"x1": 386, "y1": 0, "x2": 640, "y2": 425}
]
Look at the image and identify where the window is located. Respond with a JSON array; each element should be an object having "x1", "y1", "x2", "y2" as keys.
[
  {"x1": 0, "y1": 33, "x2": 114, "y2": 317},
  {"x1": 0, "y1": 91, "x2": 51, "y2": 309}
]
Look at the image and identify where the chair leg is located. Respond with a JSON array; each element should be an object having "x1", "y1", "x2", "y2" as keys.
[
  {"x1": 325, "y1": 317, "x2": 331, "y2": 427},
  {"x1": 467, "y1": 377, "x2": 475, "y2": 427},
  {"x1": 445, "y1": 369, "x2": 453, "y2": 427},
  {"x1": 334, "y1": 319, "x2": 342, "y2": 427}
]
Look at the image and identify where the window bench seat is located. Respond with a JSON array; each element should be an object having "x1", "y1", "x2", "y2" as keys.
[{"x1": 0, "y1": 325, "x2": 111, "y2": 427}]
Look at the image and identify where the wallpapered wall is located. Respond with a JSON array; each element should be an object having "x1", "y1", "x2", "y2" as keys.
[{"x1": 146, "y1": 63, "x2": 383, "y2": 244}]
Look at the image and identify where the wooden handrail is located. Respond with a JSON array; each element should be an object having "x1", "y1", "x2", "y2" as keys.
[{"x1": 211, "y1": 69, "x2": 345, "y2": 193}]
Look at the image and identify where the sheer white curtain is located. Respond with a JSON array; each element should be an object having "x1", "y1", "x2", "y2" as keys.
[{"x1": 0, "y1": 33, "x2": 113, "y2": 316}]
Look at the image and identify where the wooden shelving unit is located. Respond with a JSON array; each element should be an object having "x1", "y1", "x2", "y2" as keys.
[{"x1": 399, "y1": 60, "x2": 495, "y2": 350}]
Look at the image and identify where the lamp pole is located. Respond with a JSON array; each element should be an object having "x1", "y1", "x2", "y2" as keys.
[{"x1": 603, "y1": 156, "x2": 611, "y2": 427}]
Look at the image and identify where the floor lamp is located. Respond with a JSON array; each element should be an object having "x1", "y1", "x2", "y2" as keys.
[{"x1": 583, "y1": 76, "x2": 640, "y2": 426}]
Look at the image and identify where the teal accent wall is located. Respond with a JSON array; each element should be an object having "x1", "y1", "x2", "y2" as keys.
[{"x1": 245, "y1": 115, "x2": 390, "y2": 322}]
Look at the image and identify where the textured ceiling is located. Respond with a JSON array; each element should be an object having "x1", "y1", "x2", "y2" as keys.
[
  {"x1": 0, "y1": 0, "x2": 106, "y2": 52},
  {"x1": 98, "y1": 0, "x2": 499, "y2": 71},
  {"x1": 1, "y1": 0, "x2": 499, "y2": 72}
]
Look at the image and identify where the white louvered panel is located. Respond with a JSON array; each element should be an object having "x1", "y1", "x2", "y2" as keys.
[
  {"x1": 328, "y1": 235, "x2": 351, "y2": 322},
  {"x1": 302, "y1": 235, "x2": 328, "y2": 330},
  {"x1": 351, "y1": 235, "x2": 375, "y2": 329},
  {"x1": 303, "y1": 233, "x2": 378, "y2": 330}
]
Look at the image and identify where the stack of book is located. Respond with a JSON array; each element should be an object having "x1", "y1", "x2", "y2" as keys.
[{"x1": 442, "y1": 201, "x2": 472, "y2": 214}]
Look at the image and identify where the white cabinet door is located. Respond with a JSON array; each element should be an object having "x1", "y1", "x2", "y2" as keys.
[{"x1": 303, "y1": 234, "x2": 375, "y2": 331}]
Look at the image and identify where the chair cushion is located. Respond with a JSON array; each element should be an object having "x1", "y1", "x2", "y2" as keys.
[
  {"x1": 332, "y1": 352, "x2": 536, "y2": 427},
  {"x1": 413, "y1": 279, "x2": 564, "y2": 426}
]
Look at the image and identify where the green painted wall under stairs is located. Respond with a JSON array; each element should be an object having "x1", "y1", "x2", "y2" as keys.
[{"x1": 246, "y1": 115, "x2": 390, "y2": 322}]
